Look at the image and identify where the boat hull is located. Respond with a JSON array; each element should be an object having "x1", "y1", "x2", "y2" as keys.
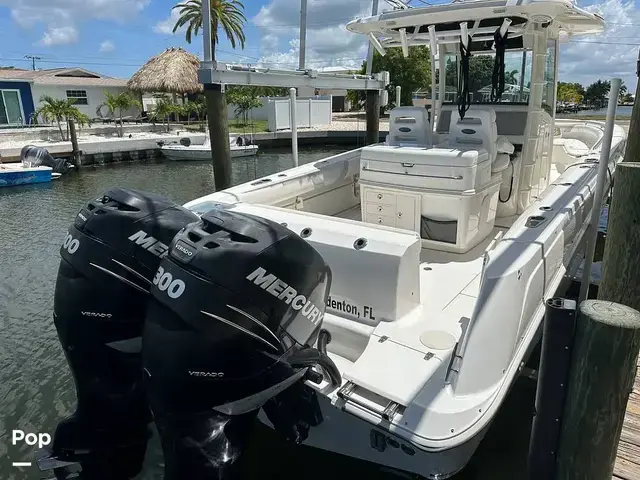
[
  {"x1": 161, "y1": 145, "x2": 259, "y2": 161},
  {"x1": 0, "y1": 165, "x2": 53, "y2": 187}
]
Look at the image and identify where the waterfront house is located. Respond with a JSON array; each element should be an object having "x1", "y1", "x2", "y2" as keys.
[{"x1": 0, "y1": 67, "x2": 129, "y2": 127}]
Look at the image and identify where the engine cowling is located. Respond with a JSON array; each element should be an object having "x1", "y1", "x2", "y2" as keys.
[{"x1": 142, "y1": 204, "x2": 339, "y2": 479}]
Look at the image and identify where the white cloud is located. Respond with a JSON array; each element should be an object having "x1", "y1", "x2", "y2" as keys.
[
  {"x1": 99, "y1": 40, "x2": 115, "y2": 52},
  {"x1": 559, "y1": 0, "x2": 639, "y2": 88},
  {"x1": 153, "y1": 8, "x2": 182, "y2": 35},
  {"x1": 3, "y1": 0, "x2": 149, "y2": 44},
  {"x1": 252, "y1": 0, "x2": 374, "y2": 70},
  {"x1": 39, "y1": 26, "x2": 78, "y2": 46}
]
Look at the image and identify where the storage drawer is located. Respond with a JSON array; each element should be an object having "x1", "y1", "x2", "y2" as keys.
[
  {"x1": 365, "y1": 213, "x2": 396, "y2": 227},
  {"x1": 365, "y1": 202, "x2": 395, "y2": 216},
  {"x1": 364, "y1": 189, "x2": 396, "y2": 206}
]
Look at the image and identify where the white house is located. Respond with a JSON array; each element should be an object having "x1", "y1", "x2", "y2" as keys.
[{"x1": 0, "y1": 67, "x2": 133, "y2": 125}]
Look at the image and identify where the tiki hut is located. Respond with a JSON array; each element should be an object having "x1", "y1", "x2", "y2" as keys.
[{"x1": 127, "y1": 47, "x2": 203, "y2": 95}]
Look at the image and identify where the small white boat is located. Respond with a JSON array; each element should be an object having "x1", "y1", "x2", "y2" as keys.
[
  {"x1": 161, "y1": 135, "x2": 258, "y2": 161},
  {"x1": 183, "y1": 1, "x2": 624, "y2": 478}
]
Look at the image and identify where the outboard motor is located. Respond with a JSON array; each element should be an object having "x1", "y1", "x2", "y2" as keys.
[
  {"x1": 40, "y1": 188, "x2": 198, "y2": 479},
  {"x1": 21, "y1": 145, "x2": 73, "y2": 174},
  {"x1": 143, "y1": 205, "x2": 340, "y2": 479}
]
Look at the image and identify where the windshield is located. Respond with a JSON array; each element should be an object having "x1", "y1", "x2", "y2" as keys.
[{"x1": 443, "y1": 51, "x2": 532, "y2": 104}]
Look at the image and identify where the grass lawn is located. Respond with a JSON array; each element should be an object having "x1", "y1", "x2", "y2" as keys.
[
  {"x1": 182, "y1": 120, "x2": 270, "y2": 133},
  {"x1": 229, "y1": 119, "x2": 269, "y2": 133}
]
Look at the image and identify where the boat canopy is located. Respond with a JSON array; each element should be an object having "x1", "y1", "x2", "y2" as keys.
[{"x1": 347, "y1": 0, "x2": 604, "y2": 53}]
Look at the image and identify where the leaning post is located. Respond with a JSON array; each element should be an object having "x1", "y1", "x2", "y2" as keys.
[
  {"x1": 556, "y1": 300, "x2": 640, "y2": 479},
  {"x1": 365, "y1": 90, "x2": 380, "y2": 145},
  {"x1": 68, "y1": 119, "x2": 82, "y2": 168}
]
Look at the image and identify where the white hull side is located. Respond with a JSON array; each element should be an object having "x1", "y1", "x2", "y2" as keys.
[
  {"x1": 258, "y1": 394, "x2": 486, "y2": 480},
  {"x1": 162, "y1": 144, "x2": 258, "y2": 161}
]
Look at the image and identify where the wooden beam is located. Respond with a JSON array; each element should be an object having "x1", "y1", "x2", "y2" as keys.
[
  {"x1": 204, "y1": 84, "x2": 231, "y2": 190},
  {"x1": 556, "y1": 300, "x2": 640, "y2": 480},
  {"x1": 366, "y1": 90, "x2": 380, "y2": 146}
]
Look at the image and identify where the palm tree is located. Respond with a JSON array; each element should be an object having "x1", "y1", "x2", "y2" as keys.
[
  {"x1": 100, "y1": 91, "x2": 142, "y2": 137},
  {"x1": 149, "y1": 96, "x2": 175, "y2": 132},
  {"x1": 172, "y1": 0, "x2": 246, "y2": 61},
  {"x1": 172, "y1": 0, "x2": 246, "y2": 188},
  {"x1": 36, "y1": 95, "x2": 89, "y2": 141}
]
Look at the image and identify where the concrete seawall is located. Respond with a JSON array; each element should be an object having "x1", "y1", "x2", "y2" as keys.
[{"x1": 0, "y1": 129, "x2": 388, "y2": 165}]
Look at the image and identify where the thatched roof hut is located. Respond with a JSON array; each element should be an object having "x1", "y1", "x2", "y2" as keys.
[{"x1": 127, "y1": 47, "x2": 203, "y2": 94}]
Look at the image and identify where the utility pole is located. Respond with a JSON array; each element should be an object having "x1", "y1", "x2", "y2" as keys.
[
  {"x1": 25, "y1": 55, "x2": 42, "y2": 71},
  {"x1": 299, "y1": 0, "x2": 307, "y2": 70}
]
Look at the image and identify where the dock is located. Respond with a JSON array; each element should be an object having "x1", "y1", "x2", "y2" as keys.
[{"x1": 614, "y1": 354, "x2": 640, "y2": 480}]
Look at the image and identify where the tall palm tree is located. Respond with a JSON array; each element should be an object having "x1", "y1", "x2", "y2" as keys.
[
  {"x1": 172, "y1": 0, "x2": 246, "y2": 60},
  {"x1": 172, "y1": 0, "x2": 247, "y2": 189}
]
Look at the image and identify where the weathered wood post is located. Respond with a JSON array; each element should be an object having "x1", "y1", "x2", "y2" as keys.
[
  {"x1": 598, "y1": 163, "x2": 640, "y2": 310},
  {"x1": 556, "y1": 301, "x2": 640, "y2": 479},
  {"x1": 68, "y1": 119, "x2": 82, "y2": 168},
  {"x1": 366, "y1": 90, "x2": 380, "y2": 145},
  {"x1": 204, "y1": 84, "x2": 232, "y2": 190}
]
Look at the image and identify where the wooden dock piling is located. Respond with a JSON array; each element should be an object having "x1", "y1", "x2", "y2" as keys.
[
  {"x1": 68, "y1": 119, "x2": 82, "y2": 168},
  {"x1": 366, "y1": 90, "x2": 380, "y2": 145},
  {"x1": 556, "y1": 300, "x2": 640, "y2": 480}
]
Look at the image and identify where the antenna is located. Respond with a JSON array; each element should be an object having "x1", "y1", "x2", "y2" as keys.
[{"x1": 24, "y1": 55, "x2": 42, "y2": 70}]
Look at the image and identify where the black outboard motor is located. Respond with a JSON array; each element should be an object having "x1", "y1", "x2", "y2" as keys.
[
  {"x1": 143, "y1": 205, "x2": 340, "y2": 479},
  {"x1": 21, "y1": 145, "x2": 73, "y2": 174},
  {"x1": 41, "y1": 188, "x2": 198, "y2": 479}
]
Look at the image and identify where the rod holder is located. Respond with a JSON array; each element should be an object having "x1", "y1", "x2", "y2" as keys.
[
  {"x1": 399, "y1": 28, "x2": 409, "y2": 58},
  {"x1": 368, "y1": 33, "x2": 386, "y2": 57},
  {"x1": 499, "y1": 18, "x2": 512, "y2": 38},
  {"x1": 460, "y1": 22, "x2": 469, "y2": 48},
  {"x1": 428, "y1": 25, "x2": 438, "y2": 59}
]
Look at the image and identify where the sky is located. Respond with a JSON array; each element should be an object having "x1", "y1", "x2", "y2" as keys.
[{"x1": 0, "y1": 0, "x2": 638, "y2": 90}]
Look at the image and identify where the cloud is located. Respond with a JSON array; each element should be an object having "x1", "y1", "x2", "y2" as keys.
[
  {"x1": 153, "y1": 8, "x2": 182, "y2": 35},
  {"x1": 559, "y1": 0, "x2": 639, "y2": 88},
  {"x1": 39, "y1": 26, "x2": 78, "y2": 46},
  {"x1": 3, "y1": 0, "x2": 149, "y2": 43},
  {"x1": 252, "y1": 0, "x2": 374, "y2": 69},
  {"x1": 99, "y1": 40, "x2": 115, "y2": 53}
]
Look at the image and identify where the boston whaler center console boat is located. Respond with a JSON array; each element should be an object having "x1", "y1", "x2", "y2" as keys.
[
  {"x1": 41, "y1": 1, "x2": 626, "y2": 479},
  {"x1": 181, "y1": 1, "x2": 625, "y2": 478}
]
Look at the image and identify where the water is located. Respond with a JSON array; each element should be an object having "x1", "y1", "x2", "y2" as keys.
[
  {"x1": 0, "y1": 146, "x2": 349, "y2": 479},
  {"x1": 561, "y1": 105, "x2": 633, "y2": 118}
]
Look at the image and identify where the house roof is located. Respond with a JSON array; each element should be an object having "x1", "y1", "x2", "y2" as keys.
[{"x1": 0, "y1": 67, "x2": 127, "y2": 87}]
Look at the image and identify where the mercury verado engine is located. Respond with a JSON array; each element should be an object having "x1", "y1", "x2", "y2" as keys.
[
  {"x1": 43, "y1": 188, "x2": 198, "y2": 479},
  {"x1": 143, "y1": 205, "x2": 340, "y2": 479}
]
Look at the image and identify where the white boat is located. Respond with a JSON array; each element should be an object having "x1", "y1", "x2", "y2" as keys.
[
  {"x1": 182, "y1": 1, "x2": 624, "y2": 478},
  {"x1": 161, "y1": 134, "x2": 258, "y2": 161}
]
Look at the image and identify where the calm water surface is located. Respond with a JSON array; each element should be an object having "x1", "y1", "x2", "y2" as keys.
[{"x1": 0, "y1": 145, "x2": 539, "y2": 480}]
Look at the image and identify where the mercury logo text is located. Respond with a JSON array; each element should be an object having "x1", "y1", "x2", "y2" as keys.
[
  {"x1": 246, "y1": 267, "x2": 324, "y2": 326},
  {"x1": 128, "y1": 230, "x2": 169, "y2": 258}
]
